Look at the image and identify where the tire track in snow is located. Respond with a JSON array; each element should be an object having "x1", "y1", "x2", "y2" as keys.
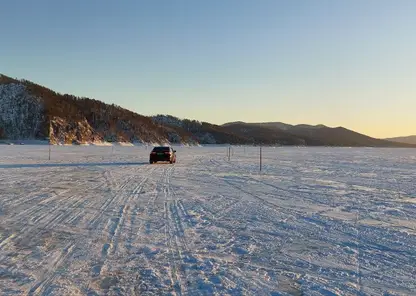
[
  {"x1": 210, "y1": 166, "x2": 324, "y2": 224},
  {"x1": 8, "y1": 181, "x2": 94, "y2": 254},
  {"x1": 26, "y1": 242, "x2": 76, "y2": 296},
  {"x1": 102, "y1": 169, "x2": 119, "y2": 192},
  {"x1": 111, "y1": 164, "x2": 179, "y2": 294},
  {"x1": 133, "y1": 164, "x2": 168, "y2": 237},
  {"x1": 3, "y1": 147, "x2": 413, "y2": 295},
  {"x1": 108, "y1": 167, "x2": 156, "y2": 257},
  {"x1": 185, "y1": 158, "x2": 265, "y2": 293},
  {"x1": 1, "y1": 184, "x2": 93, "y2": 289},
  {"x1": 0, "y1": 233, "x2": 16, "y2": 251},
  {"x1": 0, "y1": 170, "x2": 61, "y2": 208},
  {"x1": 86, "y1": 169, "x2": 145, "y2": 231},
  {"x1": 124, "y1": 167, "x2": 157, "y2": 252},
  {"x1": 7, "y1": 163, "x2": 153, "y2": 295},
  {"x1": 213, "y1": 198, "x2": 244, "y2": 220},
  {"x1": 195, "y1": 157, "x2": 354, "y2": 293},
  {"x1": 7, "y1": 168, "x2": 105, "y2": 233},
  {"x1": 115, "y1": 165, "x2": 172, "y2": 293},
  {"x1": 196, "y1": 158, "x2": 248, "y2": 220},
  {"x1": 197, "y1": 160, "x2": 302, "y2": 220},
  {"x1": 82, "y1": 164, "x2": 158, "y2": 293},
  {"x1": 212, "y1": 155, "x2": 349, "y2": 209},
  {"x1": 215, "y1": 157, "x2": 416, "y2": 295},
  {"x1": 92, "y1": 165, "x2": 157, "y2": 278},
  {"x1": 162, "y1": 165, "x2": 192, "y2": 295}
]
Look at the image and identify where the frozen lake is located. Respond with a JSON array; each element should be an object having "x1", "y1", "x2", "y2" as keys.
[{"x1": 0, "y1": 145, "x2": 415, "y2": 295}]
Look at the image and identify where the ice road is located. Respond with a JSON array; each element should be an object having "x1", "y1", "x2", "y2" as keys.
[{"x1": 0, "y1": 145, "x2": 415, "y2": 295}]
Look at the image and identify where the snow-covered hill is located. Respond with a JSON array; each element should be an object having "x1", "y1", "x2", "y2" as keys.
[
  {"x1": 0, "y1": 75, "x2": 172, "y2": 145},
  {"x1": 1, "y1": 73, "x2": 415, "y2": 147},
  {"x1": 0, "y1": 83, "x2": 45, "y2": 139}
]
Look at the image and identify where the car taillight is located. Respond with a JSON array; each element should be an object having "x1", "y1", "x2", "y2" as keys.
[
  {"x1": 165, "y1": 152, "x2": 170, "y2": 154},
  {"x1": 151, "y1": 152, "x2": 156, "y2": 154}
]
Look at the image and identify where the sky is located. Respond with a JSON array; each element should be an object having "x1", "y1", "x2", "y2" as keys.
[{"x1": 1, "y1": 0, "x2": 415, "y2": 138}]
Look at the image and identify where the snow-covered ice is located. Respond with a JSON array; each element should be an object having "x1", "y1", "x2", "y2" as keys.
[{"x1": 0, "y1": 145, "x2": 415, "y2": 295}]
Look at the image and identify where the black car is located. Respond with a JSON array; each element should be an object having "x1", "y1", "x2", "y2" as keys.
[{"x1": 149, "y1": 146, "x2": 176, "y2": 164}]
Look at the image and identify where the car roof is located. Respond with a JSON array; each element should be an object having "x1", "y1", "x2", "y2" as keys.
[{"x1": 152, "y1": 146, "x2": 171, "y2": 150}]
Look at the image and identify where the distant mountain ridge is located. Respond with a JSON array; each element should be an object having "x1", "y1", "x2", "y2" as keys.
[
  {"x1": 384, "y1": 135, "x2": 416, "y2": 145},
  {"x1": 249, "y1": 122, "x2": 328, "y2": 131},
  {"x1": 220, "y1": 121, "x2": 416, "y2": 147},
  {"x1": 1, "y1": 73, "x2": 415, "y2": 147}
]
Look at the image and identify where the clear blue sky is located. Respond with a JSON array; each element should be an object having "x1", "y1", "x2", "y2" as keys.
[{"x1": 1, "y1": 0, "x2": 415, "y2": 138}]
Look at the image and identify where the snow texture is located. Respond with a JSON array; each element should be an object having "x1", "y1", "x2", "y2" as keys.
[
  {"x1": 0, "y1": 83, "x2": 44, "y2": 139},
  {"x1": 0, "y1": 145, "x2": 415, "y2": 295}
]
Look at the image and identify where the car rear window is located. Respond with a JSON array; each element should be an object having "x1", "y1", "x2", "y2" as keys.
[{"x1": 152, "y1": 146, "x2": 170, "y2": 152}]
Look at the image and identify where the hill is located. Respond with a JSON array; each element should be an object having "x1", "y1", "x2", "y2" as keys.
[
  {"x1": 221, "y1": 121, "x2": 416, "y2": 148},
  {"x1": 384, "y1": 135, "x2": 416, "y2": 145},
  {"x1": 1, "y1": 73, "x2": 415, "y2": 147},
  {"x1": 152, "y1": 115, "x2": 250, "y2": 145},
  {"x1": 0, "y1": 74, "x2": 247, "y2": 145},
  {"x1": 0, "y1": 74, "x2": 171, "y2": 144},
  {"x1": 250, "y1": 122, "x2": 327, "y2": 131},
  {"x1": 220, "y1": 122, "x2": 307, "y2": 145}
]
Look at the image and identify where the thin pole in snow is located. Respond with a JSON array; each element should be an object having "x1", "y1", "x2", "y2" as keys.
[
  {"x1": 260, "y1": 145, "x2": 262, "y2": 172},
  {"x1": 48, "y1": 119, "x2": 51, "y2": 160}
]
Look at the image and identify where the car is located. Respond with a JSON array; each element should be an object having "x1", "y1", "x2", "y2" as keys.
[{"x1": 149, "y1": 146, "x2": 176, "y2": 164}]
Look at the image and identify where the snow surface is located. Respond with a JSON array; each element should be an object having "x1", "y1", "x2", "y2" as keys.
[{"x1": 0, "y1": 145, "x2": 415, "y2": 295}]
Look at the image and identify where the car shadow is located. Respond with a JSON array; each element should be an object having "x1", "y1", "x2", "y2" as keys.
[{"x1": 0, "y1": 161, "x2": 149, "y2": 169}]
